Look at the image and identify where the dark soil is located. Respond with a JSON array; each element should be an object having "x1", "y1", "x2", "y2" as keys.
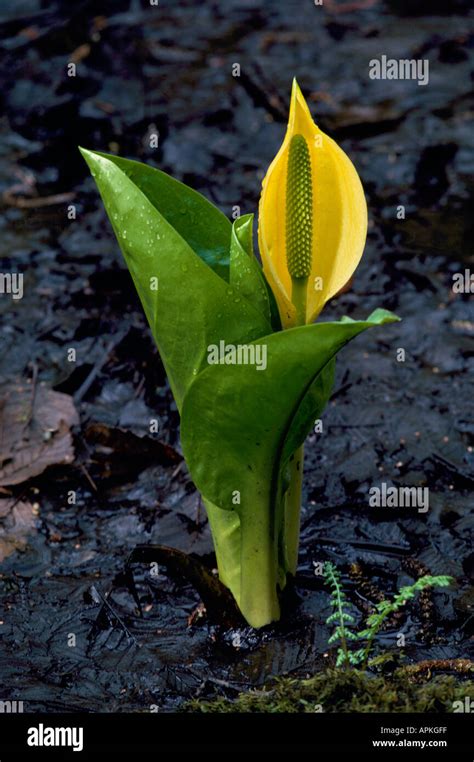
[{"x1": 0, "y1": 0, "x2": 473, "y2": 712}]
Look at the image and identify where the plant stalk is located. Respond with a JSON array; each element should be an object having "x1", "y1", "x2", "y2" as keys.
[
  {"x1": 204, "y1": 498, "x2": 241, "y2": 601},
  {"x1": 282, "y1": 276, "x2": 308, "y2": 576},
  {"x1": 239, "y1": 505, "x2": 281, "y2": 628},
  {"x1": 291, "y1": 276, "x2": 308, "y2": 327},
  {"x1": 283, "y1": 445, "x2": 304, "y2": 575},
  {"x1": 204, "y1": 496, "x2": 281, "y2": 628}
]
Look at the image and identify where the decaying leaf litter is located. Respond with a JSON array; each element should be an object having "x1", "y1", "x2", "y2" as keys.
[{"x1": 0, "y1": 0, "x2": 473, "y2": 711}]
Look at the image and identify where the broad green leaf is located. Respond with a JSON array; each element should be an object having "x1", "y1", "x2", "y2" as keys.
[
  {"x1": 182, "y1": 309, "x2": 398, "y2": 511},
  {"x1": 91, "y1": 150, "x2": 231, "y2": 279},
  {"x1": 229, "y1": 214, "x2": 272, "y2": 325},
  {"x1": 181, "y1": 308, "x2": 399, "y2": 626},
  {"x1": 80, "y1": 148, "x2": 272, "y2": 409}
]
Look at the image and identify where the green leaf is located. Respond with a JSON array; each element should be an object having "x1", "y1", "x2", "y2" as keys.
[
  {"x1": 80, "y1": 148, "x2": 272, "y2": 409},
  {"x1": 231, "y1": 213, "x2": 282, "y2": 332},
  {"x1": 229, "y1": 214, "x2": 272, "y2": 325},
  {"x1": 263, "y1": 275, "x2": 283, "y2": 333},
  {"x1": 88, "y1": 150, "x2": 232, "y2": 279},
  {"x1": 202, "y1": 497, "x2": 242, "y2": 605},
  {"x1": 181, "y1": 308, "x2": 399, "y2": 626},
  {"x1": 182, "y1": 309, "x2": 398, "y2": 511}
]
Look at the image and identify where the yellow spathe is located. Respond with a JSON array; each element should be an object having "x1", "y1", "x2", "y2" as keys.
[{"x1": 258, "y1": 79, "x2": 368, "y2": 327}]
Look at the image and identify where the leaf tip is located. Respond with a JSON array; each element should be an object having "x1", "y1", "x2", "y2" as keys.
[
  {"x1": 367, "y1": 308, "x2": 402, "y2": 325},
  {"x1": 78, "y1": 146, "x2": 98, "y2": 171}
]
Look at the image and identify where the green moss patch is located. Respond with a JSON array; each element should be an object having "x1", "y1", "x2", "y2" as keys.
[{"x1": 186, "y1": 668, "x2": 474, "y2": 713}]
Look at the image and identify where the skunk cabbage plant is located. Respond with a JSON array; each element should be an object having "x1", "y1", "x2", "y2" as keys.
[{"x1": 80, "y1": 79, "x2": 399, "y2": 628}]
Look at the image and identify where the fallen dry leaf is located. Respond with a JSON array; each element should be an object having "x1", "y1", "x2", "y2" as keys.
[
  {"x1": 84, "y1": 421, "x2": 181, "y2": 480},
  {"x1": 0, "y1": 381, "x2": 79, "y2": 486},
  {"x1": 0, "y1": 499, "x2": 36, "y2": 561}
]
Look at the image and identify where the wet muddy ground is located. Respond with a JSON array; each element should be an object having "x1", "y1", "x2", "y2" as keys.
[{"x1": 0, "y1": 0, "x2": 473, "y2": 711}]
